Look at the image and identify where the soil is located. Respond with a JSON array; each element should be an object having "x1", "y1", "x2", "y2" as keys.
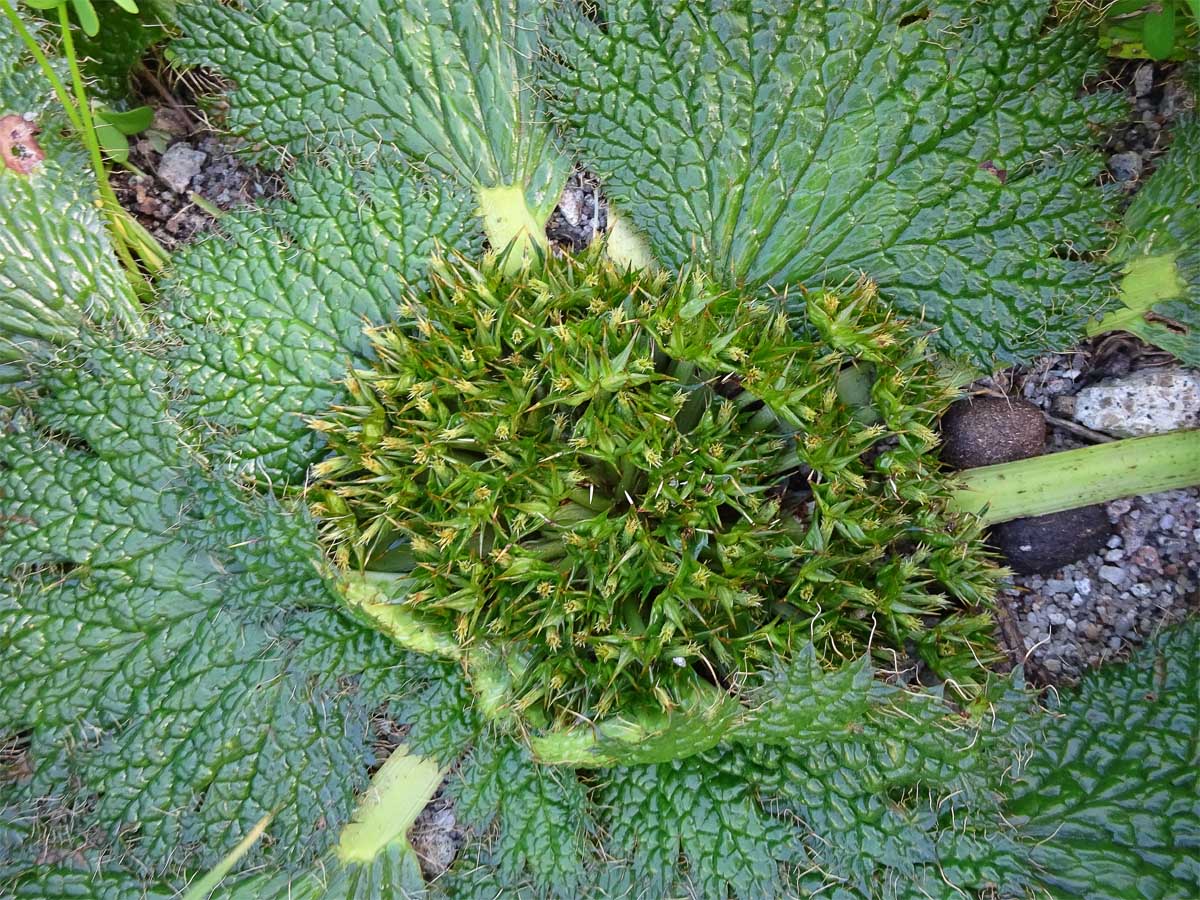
[{"x1": 109, "y1": 106, "x2": 280, "y2": 250}]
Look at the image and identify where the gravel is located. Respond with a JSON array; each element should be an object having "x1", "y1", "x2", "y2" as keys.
[
  {"x1": 987, "y1": 59, "x2": 1198, "y2": 686},
  {"x1": 546, "y1": 169, "x2": 608, "y2": 251},
  {"x1": 999, "y1": 489, "x2": 1198, "y2": 682},
  {"x1": 111, "y1": 108, "x2": 281, "y2": 250},
  {"x1": 1101, "y1": 60, "x2": 1195, "y2": 194}
]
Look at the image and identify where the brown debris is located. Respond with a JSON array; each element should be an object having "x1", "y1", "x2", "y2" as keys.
[{"x1": 0, "y1": 114, "x2": 46, "y2": 174}]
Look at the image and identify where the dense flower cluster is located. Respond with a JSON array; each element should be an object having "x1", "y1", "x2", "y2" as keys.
[{"x1": 311, "y1": 254, "x2": 999, "y2": 723}]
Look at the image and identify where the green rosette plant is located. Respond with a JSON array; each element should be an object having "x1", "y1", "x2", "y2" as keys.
[{"x1": 3, "y1": 1, "x2": 1200, "y2": 897}]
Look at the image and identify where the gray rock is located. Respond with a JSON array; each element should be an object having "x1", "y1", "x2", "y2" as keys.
[
  {"x1": 1098, "y1": 565, "x2": 1127, "y2": 586},
  {"x1": 1075, "y1": 577, "x2": 1092, "y2": 596},
  {"x1": 1104, "y1": 548, "x2": 1124, "y2": 562},
  {"x1": 1045, "y1": 578, "x2": 1074, "y2": 595},
  {"x1": 558, "y1": 187, "x2": 587, "y2": 227},
  {"x1": 1160, "y1": 513, "x2": 1176, "y2": 531},
  {"x1": 1133, "y1": 62, "x2": 1154, "y2": 97},
  {"x1": 1074, "y1": 368, "x2": 1200, "y2": 437},
  {"x1": 1108, "y1": 151, "x2": 1143, "y2": 183},
  {"x1": 157, "y1": 143, "x2": 207, "y2": 193}
]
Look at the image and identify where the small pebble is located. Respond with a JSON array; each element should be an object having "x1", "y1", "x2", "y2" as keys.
[
  {"x1": 1098, "y1": 565, "x2": 1127, "y2": 586},
  {"x1": 1133, "y1": 63, "x2": 1154, "y2": 97},
  {"x1": 1108, "y1": 151, "x2": 1143, "y2": 183},
  {"x1": 1104, "y1": 548, "x2": 1125, "y2": 562},
  {"x1": 1160, "y1": 514, "x2": 1176, "y2": 531},
  {"x1": 157, "y1": 143, "x2": 208, "y2": 194}
]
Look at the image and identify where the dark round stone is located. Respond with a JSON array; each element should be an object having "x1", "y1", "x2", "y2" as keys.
[
  {"x1": 990, "y1": 504, "x2": 1112, "y2": 575},
  {"x1": 940, "y1": 395, "x2": 1046, "y2": 469}
]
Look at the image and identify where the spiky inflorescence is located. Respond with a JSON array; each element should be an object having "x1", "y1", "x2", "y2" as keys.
[{"x1": 310, "y1": 254, "x2": 1000, "y2": 724}]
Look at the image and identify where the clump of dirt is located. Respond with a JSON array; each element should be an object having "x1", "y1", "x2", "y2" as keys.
[{"x1": 110, "y1": 106, "x2": 280, "y2": 250}]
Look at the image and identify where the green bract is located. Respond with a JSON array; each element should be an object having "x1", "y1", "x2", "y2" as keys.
[{"x1": 312, "y1": 254, "x2": 999, "y2": 726}]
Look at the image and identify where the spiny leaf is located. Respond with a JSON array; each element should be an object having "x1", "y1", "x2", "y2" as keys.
[
  {"x1": 0, "y1": 12, "x2": 140, "y2": 399},
  {"x1": 600, "y1": 749, "x2": 798, "y2": 898},
  {"x1": 1006, "y1": 620, "x2": 1200, "y2": 900},
  {"x1": 0, "y1": 340, "x2": 405, "y2": 871},
  {"x1": 453, "y1": 736, "x2": 590, "y2": 894}
]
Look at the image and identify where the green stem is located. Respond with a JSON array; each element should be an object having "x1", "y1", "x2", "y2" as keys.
[
  {"x1": 951, "y1": 430, "x2": 1200, "y2": 525},
  {"x1": 56, "y1": 4, "x2": 151, "y2": 300},
  {"x1": 0, "y1": 0, "x2": 85, "y2": 135},
  {"x1": 180, "y1": 812, "x2": 275, "y2": 900},
  {"x1": 189, "y1": 190, "x2": 225, "y2": 218}
]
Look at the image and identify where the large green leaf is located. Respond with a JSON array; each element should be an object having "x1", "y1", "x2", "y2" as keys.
[
  {"x1": 0, "y1": 12, "x2": 140, "y2": 398},
  {"x1": 1102, "y1": 115, "x2": 1200, "y2": 364},
  {"x1": 544, "y1": 0, "x2": 1123, "y2": 364},
  {"x1": 1007, "y1": 621, "x2": 1200, "y2": 899},
  {"x1": 166, "y1": 157, "x2": 479, "y2": 482},
  {"x1": 452, "y1": 737, "x2": 590, "y2": 894},
  {"x1": 0, "y1": 340, "x2": 405, "y2": 871},
  {"x1": 175, "y1": 0, "x2": 569, "y2": 232},
  {"x1": 600, "y1": 750, "x2": 797, "y2": 898}
]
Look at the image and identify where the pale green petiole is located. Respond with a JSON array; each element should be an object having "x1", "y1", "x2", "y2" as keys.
[
  {"x1": 479, "y1": 183, "x2": 549, "y2": 264},
  {"x1": 337, "y1": 744, "x2": 445, "y2": 865},
  {"x1": 952, "y1": 429, "x2": 1200, "y2": 525},
  {"x1": 1088, "y1": 252, "x2": 1187, "y2": 336}
]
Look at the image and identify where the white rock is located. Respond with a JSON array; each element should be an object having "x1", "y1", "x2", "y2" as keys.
[
  {"x1": 1073, "y1": 368, "x2": 1200, "y2": 437},
  {"x1": 1098, "y1": 565, "x2": 1127, "y2": 586},
  {"x1": 157, "y1": 143, "x2": 207, "y2": 193},
  {"x1": 558, "y1": 187, "x2": 587, "y2": 227}
]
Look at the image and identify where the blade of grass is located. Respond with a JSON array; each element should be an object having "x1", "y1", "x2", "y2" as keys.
[{"x1": 179, "y1": 811, "x2": 274, "y2": 900}]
